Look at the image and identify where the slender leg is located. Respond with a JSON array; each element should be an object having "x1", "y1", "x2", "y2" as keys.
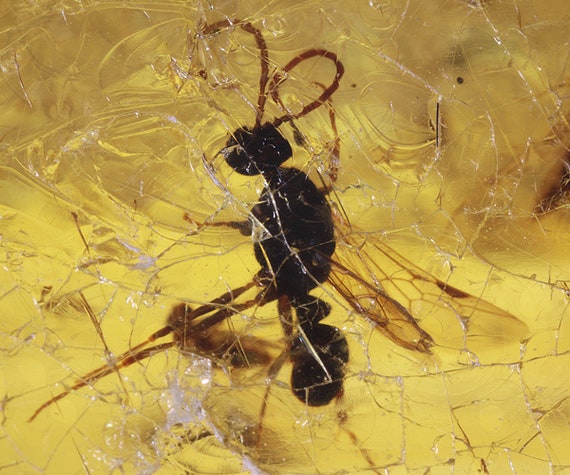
[
  {"x1": 254, "y1": 295, "x2": 294, "y2": 445},
  {"x1": 28, "y1": 278, "x2": 272, "y2": 422},
  {"x1": 183, "y1": 212, "x2": 252, "y2": 236}
]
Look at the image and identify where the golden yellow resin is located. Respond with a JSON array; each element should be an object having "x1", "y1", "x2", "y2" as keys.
[{"x1": 1, "y1": 1, "x2": 569, "y2": 474}]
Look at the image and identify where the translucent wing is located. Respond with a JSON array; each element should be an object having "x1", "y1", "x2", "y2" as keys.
[{"x1": 328, "y1": 229, "x2": 530, "y2": 357}]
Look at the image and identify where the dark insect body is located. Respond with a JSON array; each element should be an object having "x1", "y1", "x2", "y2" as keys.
[
  {"x1": 215, "y1": 18, "x2": 347, "y2": 405},
  {"x1": 29, "y1": 17, "x2": 528, "y2": 427},
  {"x1": 29, "y1": 17, "x2": 347, "y2": 421},
  {"x1": 245, "y1": 155, "x2": 348, "y2": 404}
]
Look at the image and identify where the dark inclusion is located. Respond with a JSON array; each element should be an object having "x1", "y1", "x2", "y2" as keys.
[
  {"x1": 224, "y1": 124, "x2": 336, "y2": 295},
  {"x1": 536, "y1": 154, "x2": 570, "y2": 213},
  {"x1": 223, "y1": 123, "x2": 346, "y2": 406}
]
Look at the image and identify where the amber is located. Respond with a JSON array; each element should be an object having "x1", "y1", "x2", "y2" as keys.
[{"x1": 1, "y1": 1, "x2": 569, "y2": 474}]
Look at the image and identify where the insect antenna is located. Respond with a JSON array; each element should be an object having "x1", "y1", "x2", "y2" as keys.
[
  {"x1": 269, "y1": 49, "x2": 344, "y2": 127},
  {"x1": 200, "y1": 19, "x2": 270, "y2": 126}
]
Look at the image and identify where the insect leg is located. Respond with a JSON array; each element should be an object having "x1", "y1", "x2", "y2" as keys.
[{"x1": 28, "y1": 279, "x2": 268, "y2": 422}]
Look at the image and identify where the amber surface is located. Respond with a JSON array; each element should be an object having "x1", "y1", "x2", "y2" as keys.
[{"x1": 1, "y1": 1, "x2": 569, "y2": 474}]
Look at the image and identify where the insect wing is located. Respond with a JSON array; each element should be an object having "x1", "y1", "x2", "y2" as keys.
[{"x1": 328, "y1": 232, "x2": 530, "y2": 358}]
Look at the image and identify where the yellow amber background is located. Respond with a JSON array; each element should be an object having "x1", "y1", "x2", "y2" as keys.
[{"x1": 1, "y1": 1, "x2": 569, "y2": 474}]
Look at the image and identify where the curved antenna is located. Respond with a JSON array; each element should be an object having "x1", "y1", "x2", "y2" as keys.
[
  {"x1": 269, "y1": 49, "x2": 345, "y2": 127},
  {"x1": 317, "y1": 81, "x2": 340, "y2": 185},
  {"x1": 201, "y1": 19, "x2": 270, "y2": 127}
]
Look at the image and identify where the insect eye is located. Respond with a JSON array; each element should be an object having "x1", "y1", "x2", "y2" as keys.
[{"x1": 223, "y1": 124, "x2": 292, "y2": 176}]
